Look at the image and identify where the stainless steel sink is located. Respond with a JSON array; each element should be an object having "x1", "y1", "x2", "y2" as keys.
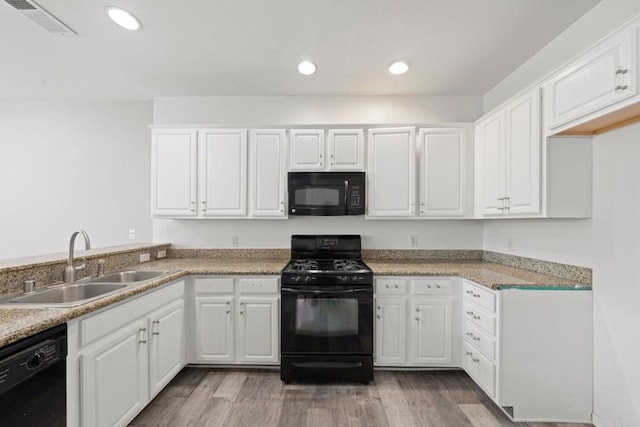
[
  {"x1": 9, "y1": 283, "x2": 127, "y2": 306},
  {"x1": 87, "y1": 270, "x2": 169, "y2": 284}
]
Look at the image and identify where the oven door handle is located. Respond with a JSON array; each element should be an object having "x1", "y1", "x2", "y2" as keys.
[{"x1": 281, "y1": 287, "x2": 371, "y2": 294}]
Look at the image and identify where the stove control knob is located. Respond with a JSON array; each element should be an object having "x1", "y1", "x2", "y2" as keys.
[{"x1": 304, "y1": 276, "x2": 311, "y2": 282}]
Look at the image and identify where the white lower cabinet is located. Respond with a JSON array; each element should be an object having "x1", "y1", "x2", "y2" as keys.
[
  {"x1": 462, "y1": 279, "x2": 593, "y2": 422},
  {"x1": 374, "y1": 277, "x2": 458, "y2": 367},
  {"x1": 191, "y1": 276, "x2": 280, "y2": 365},
  {"x1": 69, "y1": 280, "x2": 186, "y2": 427}
]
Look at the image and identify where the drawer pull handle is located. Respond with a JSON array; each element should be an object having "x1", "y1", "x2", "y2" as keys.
[
  {"x1": 473, "y1": 293, "x2": 480, "y2": 298},
  {"x1": 386, "y1": 285, "x2": 389, "y2": 288},
  {"x1": 473, "y1": 315, "x2": 481, "y2": 320},
  {"x1": 472, "y1": 358, "x2": 480, "y2": 363},
  {"x1": 616, "y1": 85, "x2": 628, "y2": 92},
  {"x1": 465, "y1": 351, "x2": 472, "y2": 356},
  {"x1": 415, "y1": 308, "x2": 420, "y2": 313},
  {"x1": 427, "y1": 285, "x2": 431, "y2": 288},
  {"x1": 473, "y1": 337, "x2": 480, "y2": 341},
  {"x1": 436, "y1": 284, "x2": 440, "y2": 288},
  {"x1": 415, "y1": 317, "x2": 420, "y2": 321},
  {"x1": 377, "y1": 305, "x2": 381, "y2": 310},
  {"x1": 466, "y1": 290, "x2": 473, "y2": 295},
  {"x1": 376, "y1": 315, "x2": 381, "y2": 319},
  {"x1": 466, "y1": 311, "x2": 474, "y2": 315},
  {"x1": 395, "y1": 284, "x2": 399, "y2": 289},
  {"x1": 465, "y1": 332, "x2": 473, "y2": 337},
  {"x1": 152, "y1": 320, "x2": 160, "y2": 336},
  {"x1": 616, "y1": 68, "x2": 628, "y2": 75},
  {"x1": 139, "y1": 327, "x2": 147, "y2": 344}
]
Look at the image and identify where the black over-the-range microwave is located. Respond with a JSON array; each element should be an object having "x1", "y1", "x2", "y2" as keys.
[{"x1": 287, "y1": 171, "x2": 365, "y2": 216}]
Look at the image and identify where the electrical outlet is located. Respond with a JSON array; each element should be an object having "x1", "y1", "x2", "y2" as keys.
[
  {"x1": 231, "y1": 236, "x2": 239, "y2": 247},
  {"x1": 128, "y1": 228, "x2": 136, "y2": 240},
  {"x1": 507, "y1": 238, "x2": 514, "y2": 253},
  {"x1": 139, "y1": 253, "x2": 150, "y2": 262},
  {"x1": 410, "y1": 234, "x2": 419, "y2": 248},
  {"x1": 157, "y1": 250, "x2": 167, "y2": 259}
]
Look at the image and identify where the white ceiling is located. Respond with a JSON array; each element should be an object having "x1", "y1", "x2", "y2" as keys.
[{"x1": 0, "y1": 0, "x2": 600, "y2": 101}]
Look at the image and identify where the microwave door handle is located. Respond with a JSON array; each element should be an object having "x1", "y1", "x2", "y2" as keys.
[{"x1": 344, "y1": 180, "x2": 349, "y2": 214}]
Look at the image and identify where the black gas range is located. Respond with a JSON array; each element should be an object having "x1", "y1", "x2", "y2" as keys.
[{"x1": 280, "y1": 235, "x2": 374, "y2": 384}]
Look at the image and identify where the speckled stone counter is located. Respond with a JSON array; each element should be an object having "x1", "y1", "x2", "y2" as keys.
[
  {"x1": 366, "y1": 260, "x2": 588, "y2": 289},
  {"x1": 0, "y1": 257, "x2": 588, "y2": 348}
]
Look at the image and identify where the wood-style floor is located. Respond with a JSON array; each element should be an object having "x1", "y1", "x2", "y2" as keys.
[{"x1": 129, "y1": 368, "x2": 593, "y2": 427}]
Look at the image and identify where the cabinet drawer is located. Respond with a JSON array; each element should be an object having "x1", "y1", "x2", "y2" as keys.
[
  {"x1": 81, "y1": 280, "x2": 184, "y2": 347},
  {"x1": 463, "y1": 302, "x2": 496, "y2": 336},
  {"x1": 462, "y1": 342, "x2": 495, "y2": 398},
  {"x1": 462, "y1": 281, "x2": 496, "y2": 313},
  {"x1": 463, "y1": 321, "x2": 495, "y2": 361},
  {"x1": 193, "y1": 277, "x2": 234, "y2": 294},
  {"x1": 410, "y1": 278, "x2": 454, "y2": 295},
  {"x1": 238, "y1": 277, "x2": 279, "y2": 294},
  {"x1": 375, "y1": 278, "x2": 407, "y2": 295}
]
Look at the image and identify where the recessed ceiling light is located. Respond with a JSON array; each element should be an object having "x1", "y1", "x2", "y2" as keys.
[
  {"x1": 106, "y1": 6, "x2": 141, "y2": 31},
  {"x1": 298, "y1": 61, "x2": 317, "y2": 75},
  {"x1": 388, "y1": 61, "x2": 409, "y2": 75}
]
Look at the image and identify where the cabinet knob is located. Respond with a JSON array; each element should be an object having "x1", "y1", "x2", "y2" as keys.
[
  {"x1": 436, "y1": 284, "x2": 440, "y2": 288},
  {"x1": 394, "y1": 284, "x2": 398, "y2": 289},
  {"x1": 415, "y1": 317, "x2": 420, "y2": 321},
  {"x1": 415, "y1": 307, "x2": 419, "y2": 312},
  {"x1": 377, "y1": 305, "x2": 381, "y2": 310},
  {"x1": 386, "y1": 284, "x2": 389, "y2": 288},
  {"x1": 376, "y1": 315, "x2": 381, "y2": 319}
]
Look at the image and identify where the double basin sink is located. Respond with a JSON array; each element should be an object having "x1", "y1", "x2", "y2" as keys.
[{"x1": 7, "y1": 270, "x2": 175, "y2": 307}]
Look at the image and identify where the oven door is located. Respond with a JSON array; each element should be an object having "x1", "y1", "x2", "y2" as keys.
[{"x1": 281, "y1": 285, "x2": 373, "y2": 355}]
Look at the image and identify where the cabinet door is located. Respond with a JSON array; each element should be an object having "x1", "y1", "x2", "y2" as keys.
[
  {"x1": 409, "y1": 298, "x2": 453, "y2": 365},
  {"x1": 418, "y1": 128, "x2": 465, "y2": 216},
  {"x1": 237, "y1": 296, "x2": 279, "y2": 364},
  {"x1": 544, "y1": 27, "x2": 637, "y2": 130},
  {"x1": 249, "y1": 129, "x2": 287, "y2": 217},
  {"x1": 505, "y1": 88, "x2": 541, "y2": 215},
  {"x1": 194, "y1": 296, "x2": 235, "y2": 363},
  {"x1": 475, "y1": 112, "x2": 506, "y2": 216},
  {"x1": 198, "y1": 129, "x2": 247, "y2": 216},
  {"x1": 367, "y1": 127, "x2": 416, "y2": 217},
  {"x1": 327, "y1": 129, "x2": 364, "y2": 170},
  {"x1": 374, "y1": 297, "x2": 407, "y2": 366},
  {"x1": 148, "y1": 299, "x2": 185, "y2": 398},
  {"x1": 81, "y1": 320, "x2": 148, "y2": 427},
  {"x1": 289, "y1": 129, "x2": 325, "y2": 170},
  {"x1": 151, "y1": 129, "x2": 197, "y2": 217}
]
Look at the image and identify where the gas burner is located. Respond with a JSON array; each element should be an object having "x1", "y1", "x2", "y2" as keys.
[
  {"x1": 334, "y1": 259, "x2": 363, "y2": 271},
  {"x1": 290, "y1": 260, "x2": 319, "y2": 271}
]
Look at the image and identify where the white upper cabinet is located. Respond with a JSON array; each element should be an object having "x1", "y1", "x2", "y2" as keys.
[
  {"x1": 289, "y1": 129, "x2": 325, "y2": 170},
  {"x1": 198, "y1": 129, "x2": 248, "y2": 216},
  {"x1": 367, "y1": 127, "x2": 416, "y2": 217},
  {"x1": 505, "y1": 90, "x2": 541, "y2": 215},
  {"x1": 290, "y1": 128, "x2": 365, "y2": 171},
  {"x1": 543, "y1": 25, "x2": 638, "y2": 133},
  {"x1": 475, "y1": 87, "x2": 541, "y2": 216},
  {"x1": 417, "y1": 128, "x2": 467, "y2": 217},
  {"x1": 249, "y1": 129, "x2": 287, "y2": 218},
  {"x1": 151, "y1": 129, "x2": 198, "y2": 217},
  {"x1": 327, "y1": 129, "x2": 365, "y2": 170}
]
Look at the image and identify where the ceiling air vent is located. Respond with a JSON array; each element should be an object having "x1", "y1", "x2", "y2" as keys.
[{"x1": 5, "y1": 0, "x2": 76, "y2": 35}]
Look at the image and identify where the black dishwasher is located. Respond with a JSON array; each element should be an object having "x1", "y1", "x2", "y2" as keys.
[{"x1": 0, "y1": 323, "x2": 67, "y2": 427}]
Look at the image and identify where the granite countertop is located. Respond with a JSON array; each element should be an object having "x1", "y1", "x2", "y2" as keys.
[{"x1": 0, "y1": 258, "x2": 588, "y2": 348}]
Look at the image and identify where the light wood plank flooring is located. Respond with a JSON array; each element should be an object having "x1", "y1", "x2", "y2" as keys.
[{"x1": 129, "y1": 368, "x2": 593, "y2": 427}]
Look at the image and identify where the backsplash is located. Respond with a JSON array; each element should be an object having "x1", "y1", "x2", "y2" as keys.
[{"x1": 0, "y1": 245, "x2": 592, "y2": 295}]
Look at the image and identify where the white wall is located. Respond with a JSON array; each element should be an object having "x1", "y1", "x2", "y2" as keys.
[
  {"x1": 484, "y1": 123, "x2": 640, "y2": 425},
  {"x1": 154, "y1": 217, "x2": 483, "y2": 249},
  {"x1": 0, "y1": 101, "x2": 153, "y2": 259},
  {"x1": 153, "y1": 95, "x2": 482, "y2": 125},
  {"x1": 483, "y1": 0, "x2": 640, "y2": 111},
  {"x1": 152, "y1": 95, "x2": 484, "y2": 250}
]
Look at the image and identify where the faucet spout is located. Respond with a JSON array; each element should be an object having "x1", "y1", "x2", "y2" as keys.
[{"x1": 63, "y1": 230, "x2": 91, "y2": 283}]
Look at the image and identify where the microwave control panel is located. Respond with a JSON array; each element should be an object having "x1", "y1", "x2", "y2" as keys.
[{"x1": 349, "y1": 185, "x2": 363, "y2": 207}]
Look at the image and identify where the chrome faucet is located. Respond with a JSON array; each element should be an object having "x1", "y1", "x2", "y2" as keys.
[{"x1": 63, "y1": 230, "x2": 91, "y2": 283}]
